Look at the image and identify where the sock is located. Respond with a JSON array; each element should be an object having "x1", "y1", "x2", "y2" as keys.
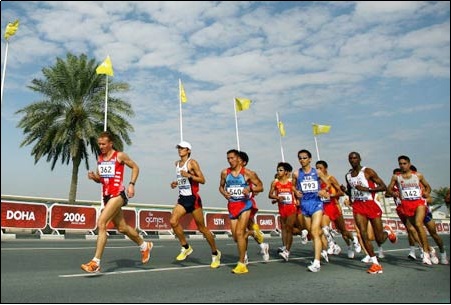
[
  {"x1": 183, "y1": 244, "x2": 189, "y2": 249},
  {"x1": 92, "y1": 257, "x2": 100, "y2": 264},
  {"x1": 139, "y1": 242, "x2": 148, "y2": 251},
  {"x1": 410, "y1": 246, "x2": 416, "y2": 252},
  {"x1": 212, "y1": 251, "x2": 218, "y2": 256},
  {"x1": 313, "y1": 259, "x2": 320, "y2": 267},
  {"x1": 260, "y1": 243, "x2": 266, "y2": 250},
  {"x1": 371, "y1": 256, "x2": 379, "y2": 265}
]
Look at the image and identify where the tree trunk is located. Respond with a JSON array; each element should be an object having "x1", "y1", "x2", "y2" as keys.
[{"x1": 68, "y1": 156, "x2": 81, "y2": 204}]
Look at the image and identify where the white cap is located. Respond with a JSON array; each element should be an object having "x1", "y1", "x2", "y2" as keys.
[{"x1": 176, "y1": 141, "x2": 192, "y2": 150}]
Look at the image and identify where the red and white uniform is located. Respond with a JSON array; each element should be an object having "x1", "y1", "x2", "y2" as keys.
[
  {"x1": 346, "y1": 167, "x2": 382, "y2": 219},
  {"x1": 98, "y1": 151, "x2": 125, "y2": 198},
  {"x1": 396, "y1": 171, "x2": 426, "y2": 217}
]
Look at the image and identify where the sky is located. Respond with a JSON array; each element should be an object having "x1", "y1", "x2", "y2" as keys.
[{"x1": 1, "y1": 1, "x2": 450, "y2": 211}]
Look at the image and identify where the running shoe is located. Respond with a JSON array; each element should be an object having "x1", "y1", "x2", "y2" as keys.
[
  {"x1": 429, "y1": 247, "x2": 439, "y2": 265},
  {"x1": 408, "y1": 250, "x2": 416, "y2": 260},
  {"x1": 141, "y1": 241, "x2": 153, "y2": 264},
  {"x1": 279, "y1": 249, "x2": 289, "y2": 261},
  {"x1": 252, "y1": 223, "x2": 264, "y2": 244},
  {"x1": 333, "y1": 244, "x2": 342, "y2": 255},
  {"x1": 422, "y1": 252, "x2": 432, "y2": 265},
  {"x1": 383, "y1": 225, "x2": 397, "y2": 243},
  {"x1": 261, "y1": 243, "x2": 270, "y2": 261},
  {"x1": 347, "y1": 246, "x2": 355, "y2": 259},
  {"x1": 210, "y1": 250, "x2": 221, "y2": 268},
  {"x1": 440, "y1": 252, "x2": 449, "y2": 265},
  {"x1": 327, "y1": 243, "x2": 335, "y2": 255},
  {"x1": 277, "y1": 246, "x2": 285, "y2": 253},
  {"x1": 353, "y1": 236, "x2": 362, "y2": 253},
  {"x1": 232, "y1": 262, "x2": 248, "y2": 274},
  {"x1": 321, "y1": 250, "x2": 329, "y2": 263},
  {"x1": 176, "y1": 245, "x2": 193, "y2": 261},
  {"x1": 307, "y1": 261, "x2": 321, "y2": 272},
  {"x1": 361, "y1": 255, "x2": 371, "y2": 264},
  {"x1": 81, "y1": 260, "x2": 100, "y2": 273},
  {"x1": 300, "y1": 230, "x2": 308, "y2": 245},
  {"x1": 367, "y1": 263, "x2": 383, "y2": 274}
]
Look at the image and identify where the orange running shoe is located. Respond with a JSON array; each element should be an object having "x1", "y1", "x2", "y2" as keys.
[
  {"x1": 141, "y1": 241, "x2": 153, "y2": 264},
  {"x1": 367, "y1": 263, "x2": 383, "y2": 274},
  {"x1": 81, "y1": 260, "x2": 100, "y2": 273},
  {"x1": 384, "y1": 225, "x2": 397, "y2": 243}
]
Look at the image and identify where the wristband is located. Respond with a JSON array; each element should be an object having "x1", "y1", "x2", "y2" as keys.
[{"x1": 129, "y1": 182, "x2": 135, "y2": 186}]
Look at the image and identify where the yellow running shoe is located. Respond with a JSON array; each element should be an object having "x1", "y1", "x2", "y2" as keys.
[
  {"x1": 210, "y1": 250, "x2": 221, "y2": 268},
  {"x1": 176, "y1": 245, "x2": 193, "y2": 261},
  {"x1": 232, "y1": 262, "x2": 249, "y2": 274}
]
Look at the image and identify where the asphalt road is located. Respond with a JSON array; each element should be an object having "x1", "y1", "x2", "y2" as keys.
[{"x1": 1, "y1": 234, "x2": 450, "y2": 303}]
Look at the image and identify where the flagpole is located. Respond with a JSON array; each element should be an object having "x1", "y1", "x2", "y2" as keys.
[
  {"x1": 314, "y1": 135, "x2": 320, "y2": 160},
  {"x1": 103, "y1": 76, "x2": 109, "y2": 131},
  {"x1": 1, "y1": 41, "x2": 9, "y2": 104},
  {"x1": 234, "y1": 98, "x2": 240, "y2": 151},
  {"x1": 179, "y1": 79, "x2": 183, "y2": 142},
  {"x1": 276, "y1": 112, "x2": 285, "y2": 162}
]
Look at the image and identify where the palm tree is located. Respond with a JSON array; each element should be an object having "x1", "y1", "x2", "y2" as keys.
[
  {"x1": 430, "y1": 187, "x2": 450, "y2": 214},
  {"x1": 16, "y1": 53, "x2": 134, "y2": 204}
]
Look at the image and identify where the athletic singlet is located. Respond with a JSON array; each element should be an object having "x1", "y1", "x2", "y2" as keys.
[
  {"x1": 296, "y1": 167, "x2": 321, "y2": 201},
  {"x1": 396, "y1": 171, "x2": 423, "y2": 201},
  {"x1": 345, "y1": 167, "x2": 375, "y2": 202},
  {"x1": 176, "y1": 158, "x2": 199, "y2": 196},
  {"x1": 274, "y1": 178, "x2": 295, "y2": 205},
  {"x1": 320, "y1": 177, "x2": 337, "y2": 204},
  {"x1": 98, "y1": 151, "x2": 125, "y2": 197},
  {"x1": 225, "y1": 167, "x2": 249, "y2": 202}
]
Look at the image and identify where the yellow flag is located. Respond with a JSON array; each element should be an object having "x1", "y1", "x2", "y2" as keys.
[
  {"x1": 96, "y1": 55, "x2": 114, "y2": 76},
  {"x1": 180, "y1": 81, "x2": 187, "y2": 103},
  {"x1": 278, "y1": 121, "x2": 286, "y2": 137},
  {"x1": 235, "y1": 98, "x2": 252, "y2": 112},
  {"x1": 4, "y1": 19, "x2": 19, "y2": 40},
  {"x1": 312, "y1": 124, "x2": 331, "y2": 135}
]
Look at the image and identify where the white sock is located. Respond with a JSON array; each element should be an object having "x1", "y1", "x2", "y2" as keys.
[
  {"x1": 371, "y1": 256, "x2": 379, "y2": 265},
  {"x1": 140, "y1": 241, "x2": 148, "y2": 251},
  {"x1": 92, "y1": 257, "x2": 100, "y2": 264}
]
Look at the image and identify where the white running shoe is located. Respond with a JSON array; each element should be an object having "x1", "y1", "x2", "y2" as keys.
[
  {"x1": 440, "y1": 252, "x2": 449, "y2": 265},
  {"x1": 321, "y1": 250, "x2": 329, "y2": 263},
  {"x1": 353, "y1": 236, "x2": 362, "y2": 253},
  {"x1": 261, "y1": 243, "x2": 270, "y2": 261},
  {"x1": 408, "y1": 250, "x2": 416, "y2": 260},
  {"x1": 422, "y1": 252, "x2": 432, "y2": 265},
  {"x1": 333, "y1": 244, "x2": 342, "y2": 255},
  {"x1": 301, "y1": 230, "x2": 308, "y2": 245},
  {"x1": 327, "y1": 243, "x2": 335, "y2": 255},
  {"x1": 429, "y1": 247, "x2": 439, "y2": 265},
  {"x1": 279, "y1": 249, "x2": 289, "y2": 261},
  {"x1": 347, "y1": 246, "x2": 355, "y2": 259},
  {"x1": 361, "y1": 255, "x2": 371, "y2": 264},
  {"x1": 307, "y1": 261, "x2": 321, "y2": 272}
]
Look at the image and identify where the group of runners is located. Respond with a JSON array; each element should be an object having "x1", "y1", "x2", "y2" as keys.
[{"x1": 80, "y1": 131, "x2": 448, "y2": 275}]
